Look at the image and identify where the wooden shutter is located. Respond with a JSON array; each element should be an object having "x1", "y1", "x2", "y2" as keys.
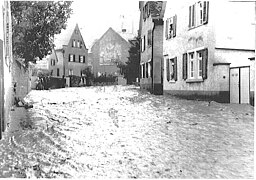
[
  {"x1": 166, "y1": 58, "x2": 170, "y2": 81},
  {"x1": 202, "y1": 48, "x2": 208, "y2": 79},
  {"x1": 174, "y1": 57, "x2": 178, "y2": 81},
  {"x1": 144, "y1": 36, "x2": 146, "y2": 51},
  {"x1": 73, "y1": 55, "x2": 75, "y2": 62},
  {"x1": 182, "y1": 53, "x2": 187, "y2": 80},
  {"x1": 189, "y1": 6, "x2": 191, "y2": 28},
  {"x1": 203, "y1": 1, "x2": 209, "y2": 24},
  {"x1": 165, "y1": 19, "x2": 169, "y2": 40},
  {"x1": 68, "y1": 54, "x2": 70, "y2": 62},
  {"x1": 173, "y1": 15, "x2": 177, "y2": 38}
]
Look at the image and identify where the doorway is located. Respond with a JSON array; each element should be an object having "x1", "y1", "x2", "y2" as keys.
[{"x1": 230, "y1": 66, "x2": 250, "y2": 104}]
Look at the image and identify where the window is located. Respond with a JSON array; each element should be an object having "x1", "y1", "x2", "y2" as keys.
[
  {"x1": 148, "y1": 61, "x2": 151, "y2": 77},
  {"x1": 77, "y1": 41, "x2": 80, "y2": 48},
  {"x1": 166, "y1": 57, "x2": 177, "y2": 81},
  {"x1": 141, "y1": 37, "x2": 145, "y2": 52},
  {"x1": 72, "y1": 40, "x2": 76, "y2": 47},
  {"x1": 189, "y1": 1, "x2": 209, "y2": 29},
  {"x1": 143, "y1": 3, "x2": 150, "y2": 20},
  {"x1": 198, "y1": 51, "x2": 203, "y2": 78},
  {"x1": 80, "y1": 55, "x2": 83, "y2": 63},
  {"x1": 189, "y1": 52, "x2": 195, "y2": 78},
  {"x1": 141, "y1": 64, "x2": 144, "y2": 78},
  {"x1": 80, "y1": 55, "x2": 85, "y2": 63},
  {"x1": 68, "y1": 69, "x2": 73, "y2": 75},
  {"x1": 143, "y1": 36, "x2": 146, "y2": 51},
  {"x1": 51, "y1": 59, "x2": 55, "y2": 66},
  {"x1": 165, "y1": 15, "x2": 177, "y2": 39},
  {"x1": 69, "y1": 54, "x2": 75, "y2": 62},
  {"x1": 183, "y1": 48, "x2": 208, "y2": 81},
  {"x1": 57, "y1": 68, "x2": 60, "y2": 77},
  {"x1": 148, "y1": 30, "x2": 152, "y2": 47}
]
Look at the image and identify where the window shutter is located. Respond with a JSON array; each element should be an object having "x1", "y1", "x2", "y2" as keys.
[
  {"x1": 68, "y1": 55, "x2": 70, "y2": 62},
  {"x1": 182, "y1": 53, "x2": 187, "y2": 80},
  {"x1": 166, "y1": 58, "x2": 170, "y2": 81},
  {"x1": 83, "y1": 56, "x2": 86, "y2": 63},
  {"x1": 174, "y1": 57, "x2": 178, "y2": 81},
  {"x1": 173, "y1": 15, "x2": 177, "y2": 38},
  {"x1": 203, "y1": 1, "x2": 209, "y2": 24},
  {"x1": 189, "y1": 6, "x2": 191, "y2": 28},
  {"x1": 73, "y1": 55, "x2": 75, "y2": 62},
  {"x1": 144, "y1": 36, "x2": 146, "y2": 51},
  {"x1": 202, "y1": 48, "x2": 208, "y2": 79},
  {"x1": 140, "y1": 38, "x2": 142, "y2": 52},
  {"x1": 165, "y1": 19, "x2": 169, "y2": 40}
]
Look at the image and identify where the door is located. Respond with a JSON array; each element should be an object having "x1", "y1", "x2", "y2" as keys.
[
  {"x1": 240, "y1": 67, "x2": 250, "y2": 104},
  {"x1": 230, "y1": 68, "x2": 239, "y2": 103},
  {"x1": 230, "y1": 67, "x2": 250, "y2": 104}
]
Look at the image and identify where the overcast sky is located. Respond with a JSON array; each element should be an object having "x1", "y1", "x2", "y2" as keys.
[{"x1": 66, "y1": 0, "x2": 140, "y2": 50}]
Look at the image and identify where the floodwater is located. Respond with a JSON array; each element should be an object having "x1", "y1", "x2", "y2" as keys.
[{"x1": 0, "y1": 85, "x2": 254, "y2": 178}]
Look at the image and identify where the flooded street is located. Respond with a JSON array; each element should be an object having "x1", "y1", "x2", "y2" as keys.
[{"x1": 0, "y1": 85, "x2": 254, "y2": 178}]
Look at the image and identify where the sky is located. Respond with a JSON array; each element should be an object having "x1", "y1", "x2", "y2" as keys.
[{"x1": 66, "y1": 0, "x2": 140, "y2": 50}]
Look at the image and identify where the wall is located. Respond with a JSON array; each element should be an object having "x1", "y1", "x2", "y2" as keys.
[
  {"x1": 163, "y1": 1, "x2": 231, "y2": 102},
  {"x1": 12, "y1": 60, "x2": 32, "y2": 99},
  {"x1": 215, "y1": 49, "x2": 254, "y2": 67},
  {"x1": 91, "y1": 28, "x2": 130, "y2": 77},
  {"x1": 215, "y1": 1, "x2": 255, "y2": 50},
  {"x1": 139, "y1": 1, "x2": 153, "y2": 91},
  {"x1": 0, "y1": 0, "x2": 13, "y2": 137}
]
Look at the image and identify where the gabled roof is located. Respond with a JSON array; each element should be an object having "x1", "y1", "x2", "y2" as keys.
[
  {"x1": 53, "y1": 23, "x2": 87, "y2": 50},
  {"x1": 96, "y1": 27, "x2": 129, "y2": 45}
]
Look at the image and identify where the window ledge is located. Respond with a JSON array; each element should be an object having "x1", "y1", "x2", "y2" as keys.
[
  {"x1": 188, "y1": 23, "x2": 206, "y2": 31},
  {"x1": 186, "y1": 79, "x2": 203, "y2": 83},
  {"x1": 168, "y1": 80, "x2": 176, "y2": 83}
]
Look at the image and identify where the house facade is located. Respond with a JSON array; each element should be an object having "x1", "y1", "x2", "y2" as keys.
[
  {"x1": 49, "y1": 24, "x2": 89, "y2": 80},
  {"x1": 139, "y1": 1, "x2": 166, "y2": 95},
  {"x1": 0, "y1": 0, "x2": 13, "y2": 139},
  {"x1": 163, "y1": 1, "x2": 255, "y2": 104},
  {"x1": 91, "y1": 27, "x2": 131, "y2": 77}
]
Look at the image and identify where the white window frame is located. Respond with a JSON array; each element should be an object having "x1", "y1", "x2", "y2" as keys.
[
  {"x1": 198, "y1": 1, "x2": 203, "y2": 25},
  {"x1": 72, "y1": 40, "x2": 76, "y2": 47},
  {"x1": 68, "y1": 69, "x2": 73, "y2": 75},
  {"x1": 80, "y1": 55, "x2": 84, "y2": 63},
  {"x1": 169, "y1": 58, "x2": 175, "y2": 80},
  {"x1": 69, "y1": 54, "x2": 74, "y2": 62},
  {"x1": 189, "y1": 52, "x2": 195, "y2": 79},
  {"x1": 77, "y1": 40, "x2": 80, "y2": 48},
  {"x1": 187, "y1": 47, "x2": 205, "y2": 80},
  {"x1": 189, "y1": 1, "x2": 208, "y2": 29},
  {"x1": 197, "y1": 51, "x2": 203, "y2": 78},
  {"x1": 148, "y1": 60, "x2": 151, "y2": 78}
]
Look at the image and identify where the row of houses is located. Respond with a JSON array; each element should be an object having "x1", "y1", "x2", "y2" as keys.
[
  {"x1": 40, "y1": 24, "x2": 134, "y2": 87},
  {"x1": 139, "y1": 1, "x2": 255, "y2": 105}
]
